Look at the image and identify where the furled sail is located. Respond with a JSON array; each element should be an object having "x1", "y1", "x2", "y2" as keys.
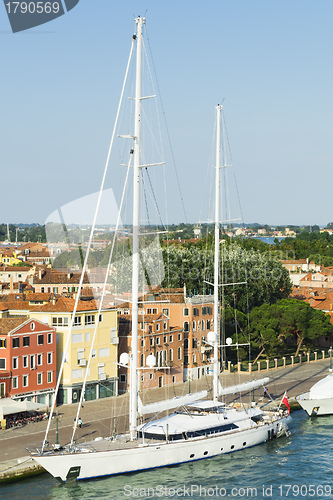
[
  {"x1": 138, "y1": 391, "x2": 208, "y2": 415},
  {"x1": 219, "y1": 377, "x2": 269, "y2": 397}
]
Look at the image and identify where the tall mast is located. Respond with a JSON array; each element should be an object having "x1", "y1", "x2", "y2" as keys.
[
  {"x1": 213, "y1": 104, "x2": 222, "y2": 401},
  {"x1": 129, "y1": 16, "x2": 144, "y2": 440}
]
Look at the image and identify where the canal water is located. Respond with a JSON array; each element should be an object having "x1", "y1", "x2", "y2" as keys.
[{"x1": 2, "y1": 410, "x2": 333, "y2": 500}]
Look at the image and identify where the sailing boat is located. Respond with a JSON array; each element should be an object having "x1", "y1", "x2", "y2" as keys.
[{"x1": 32, "y1": 17, "x2": 291, "y2": 483}]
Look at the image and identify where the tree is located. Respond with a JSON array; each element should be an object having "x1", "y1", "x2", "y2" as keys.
[
  {"x1": 162, "y1": 243, "x2": 292, "y2": 313},
  {"x1": 226, "y1": 303, "x2": 284, "y2": 363},
  {"x1": 277, "y1": 299, "x2": 332, "y2": 356},
  {"x1": 235, "y1": 299, "x2": 333, "y2": 361}
]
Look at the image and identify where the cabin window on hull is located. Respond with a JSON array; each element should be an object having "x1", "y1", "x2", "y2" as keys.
[{"x1": 138, "y1": 423, "x2": 239, "y2": 442}]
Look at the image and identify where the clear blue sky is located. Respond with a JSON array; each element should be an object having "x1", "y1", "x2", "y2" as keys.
[{"x1": 1, "y1": 0, "x2": 333, "y2": 226}]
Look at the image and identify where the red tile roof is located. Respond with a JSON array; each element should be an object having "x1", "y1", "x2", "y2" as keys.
[
  {"x1": 34, "y1": 269, "x2": 89, "y2": 285},
  {"x1": 0, "y1": 317, "x2": 29, "y2": 334},
  {"x1": 33, "y1": 296, "x2": 98, "y2": 313}
]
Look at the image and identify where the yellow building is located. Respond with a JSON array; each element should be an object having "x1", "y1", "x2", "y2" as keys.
[
  {"x1": 30, "y1": 297, "x2": 118, "y2": 404},
  {"x1": 0, "y1": 251, "x2": 22, "y2": 266}
]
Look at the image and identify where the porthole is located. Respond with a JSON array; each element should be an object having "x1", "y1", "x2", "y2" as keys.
[
  {"x1": 203, "y1": 451, "x2": 208, "y2": 456},
  {"x1": 243, "y1": 442, "x2": 246, "y2": 446},
  {"x1": 190, "y1": 454, "x2": 195, "y2": 458},
  {"x1": 230, "y1": 445, "x2": 235, "y2": 450},
  {"x1": 220, "y1": 447, "x2": 223, "y2": 451}
]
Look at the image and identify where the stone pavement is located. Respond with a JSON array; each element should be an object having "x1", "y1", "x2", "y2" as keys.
[{"x1": 0, "y1": 357, "x2": 330, "y2": 481}]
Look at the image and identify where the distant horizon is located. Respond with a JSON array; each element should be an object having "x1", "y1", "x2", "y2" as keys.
[{"x1": 1, "y1": 221, "x2": 332, "y2": 229}]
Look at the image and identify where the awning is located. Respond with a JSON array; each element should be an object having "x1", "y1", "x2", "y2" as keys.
[{"x1": 0, "y1": 398, "x2": 48, "y2": 420}]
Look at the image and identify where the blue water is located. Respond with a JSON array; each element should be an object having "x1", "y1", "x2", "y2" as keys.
[
  {"x1": 251, "y1": 237, "x2": 286, "y2": 245},
  {"x1": 2, "y1": 411, "x2": 333, "y2": 500}
]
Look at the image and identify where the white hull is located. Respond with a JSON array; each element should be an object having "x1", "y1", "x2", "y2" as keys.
[
  {"x1": 33, "y1": 415, "x2": 291, "y2": 482},
  {"x1": 297, "y1": 373, "x2": 333, "y2": 416},
  {"x1": 297, "y1": 396, "x2": 333, "y2": 416}
]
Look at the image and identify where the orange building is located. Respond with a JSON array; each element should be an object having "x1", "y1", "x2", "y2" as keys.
[{"x1": 117, "y1": 288, "x2": 215, "y2": 391}]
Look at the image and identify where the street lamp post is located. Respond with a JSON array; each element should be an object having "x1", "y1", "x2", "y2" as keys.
[{"x1": 54, "y1": 411, "x2": 60, "y2": 449}]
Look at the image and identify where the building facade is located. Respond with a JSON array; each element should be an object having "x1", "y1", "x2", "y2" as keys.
[
  {"x1": 0, "y1": 317, "x2": 57, "y2": 404},
  {"x1": 30, "y1": 297, "x2": 118, "y2": 405},
  {"x1": 117, "y1": 288, "x2": 215, "y2": 390}
]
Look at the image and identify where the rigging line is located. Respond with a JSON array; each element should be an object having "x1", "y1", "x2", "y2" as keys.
[
  {"x1": 144, "y1": 167, "x2": 166, "y2": 230},
  {"x1": 143, "y1": 38, "x2": 165, "y2": 160},
  {"x1": 141, "y1": 169, "x2": 151, "y2": 227},
  {"x1": 245, "y1": 271, "x2": 251, "y2": 368},
  {"x1": 71, "y1": 160, "x2": 132, "y2": 447},
  {"x1": 222, "y1": 111, "x2": 245, "y2": 226},
  {"x1": 202, "y1": 117, "x2": 218, "y2": 293},
  {"x1": 202, "y1": 222, "x2": 212, "y2": 296},
  {"x1": 141, "y1": 105, "x2": 164, "y2": 159},
  {"x1": 162, "y1": 160, "x2": 170, "y2": 288},
  {"x1": 145, "y1": 26, "x2": 188, "y2": 223},
  {"x1": 42, "y1": 37, "x2": 135, "y2": 452},
  {"x1": 229, "y1": 247, "x2": 243, "y2": 396},
  {"x1": 200, "y1": 117, "x2": 217, "y2": 295},
  {"x1": 201, "y1": 115, "x2": 217, "y2": 228},
  {"x1": 221, "y1": 110, "x2": 232, "y2": 228},
  {"x1": 221, "y1": 230, "x2": 226, "y2": 372},
  {"x1": 142, "y1": 37, "x2": 170, "y2": 233}
]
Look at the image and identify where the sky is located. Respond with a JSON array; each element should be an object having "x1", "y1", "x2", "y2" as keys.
[{"x1": 1, "y1": 0, "x2": 333, "y2": 227}]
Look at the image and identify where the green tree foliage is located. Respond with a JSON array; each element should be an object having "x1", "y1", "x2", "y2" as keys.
[
  {"x1": 0, "y1": 224, "x2": 46, "y2": 243},
  {"x1": 52, "y1": 248, "x2": 104, "y2": 269},
  {"x1": 277, "y1": 298, "x2": 332, "y2": 356},
  {"x1": 10, "y1": 261, "x2": 32, "y2": 267},
  {"x1": 229, "y1": 299, "x2": 333, "y2": 362},
  {"x1": 273, "y1": 231, "x2": 333, "y2": 266},
  {"x1": 163, "y1": 244, "x2": 292, "y2": 313}
]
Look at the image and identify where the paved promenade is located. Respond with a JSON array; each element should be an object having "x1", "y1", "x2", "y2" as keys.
[{"x1": 0, "y1": 358, "x2": 331, "y2": 481}]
